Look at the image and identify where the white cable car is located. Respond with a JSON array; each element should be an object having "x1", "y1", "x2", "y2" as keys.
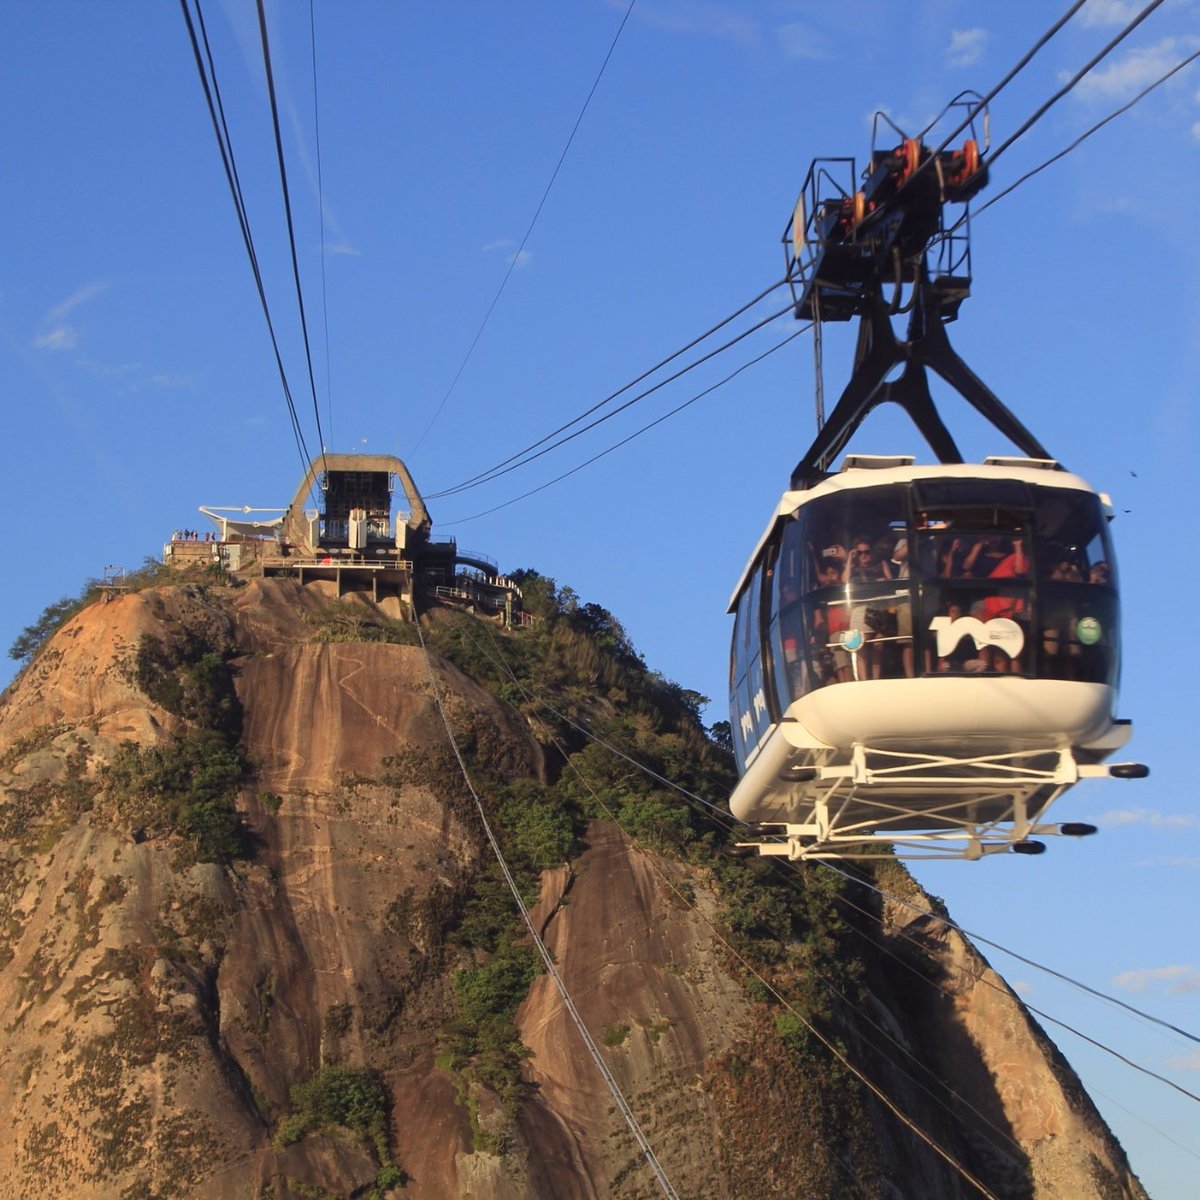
[
  {"x1": 728, "y1": 454, "x2": 1146, "y2": 861},
  {"x1": 728, "y1": 116, "x2": 1145, "y2": 861}
]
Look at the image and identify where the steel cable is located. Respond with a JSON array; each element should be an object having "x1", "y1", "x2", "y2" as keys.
[{"x1": 413, "y1": 618, "x2": 681, "y2": 1200}]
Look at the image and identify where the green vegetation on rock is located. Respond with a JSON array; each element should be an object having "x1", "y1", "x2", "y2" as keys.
[
  {"x1": 422, "y1": 569, "x2": 881, "y2": 1178},
  {"x1": 7, "y1": 558, "x2": 173, "y2": 665},
  {"x1": 307, "y1": 606, "x2": 420, "y2": 646},
  {"x1": 103, "y1": 731, "x2": 245, "y2": 864},
  {"x1": 103, "y1": 625, "x2": 249, "y2": 863},
  {"x1": 277, "y1": 1063, "x2": 405, "y2": 1189}
]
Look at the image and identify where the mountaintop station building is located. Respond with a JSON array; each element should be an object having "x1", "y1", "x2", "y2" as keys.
[{"x1": 165, "y1": 453, "x2": 524, "y2": 623}]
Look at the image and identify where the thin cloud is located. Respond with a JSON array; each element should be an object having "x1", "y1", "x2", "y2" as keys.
[
  {"x1": 326, "y1": 243, "x2": 361, "y2": 258},
  {"x1": 1167, "y1": 1050, "x2": 1200, "y2": 1071},
  {"x1": 34, "y1": 326, "x2": 78, "y2": 352},
  {"x1": 1072, "y1": 36, "x2": 1200, "y2": 102},
  {"x1": 1010, "y1": 979, "x2": 1035, "y2": 997},
  {"x1": 507, "y1": 249, "x2": 533, "y2": 268},
  {"x1": 76, "y1": 358, "x2": 141, "y2": 379},
  {"x1": 634, "y1": 2, "x2": 761, "y2": 48},
  {"x1": 36, "y1": 279, "x2": 110, "y2": 352},
  {"x1": 1111, "y1": 964, "x2": 1200, "y2": 995},
  {"x1": 141, "y1": 373, "x2": 196, "y2": 391},
  {"x1": 1134, "y1": 855, "x2": 1200, "y2": 869},
  {"x1": 1098, "y1": 807, "x2": 1199, "y2": 830},
  {"x1": 777, "y1": 21, "x2": 833, "y2": 62},
  {"x1": 947, "y1": 28, "x2": 987, "y2": 69},
  {"x1": 279, "y1": 84, "x2": 360, "y2": 257},
  {"x1": 482, "y1": 238, "x2": 515, "y2": 254},
  {"x1": 221, "y1": 0, "x2": 360, "y2": 259},
  {"x1": 1081, "y1": 0, "x2": 1141, "y2": 26},
  {"x1": 46, "y1": 280, "x2": 109, "y2": 322},
  {"x1": 863, "y1": 104, "x2": 922, "y2": 139}
]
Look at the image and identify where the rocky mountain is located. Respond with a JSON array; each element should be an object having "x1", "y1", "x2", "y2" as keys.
[{"x1": 0, "y1": 572, "x2": 1147, "y2": 1199}]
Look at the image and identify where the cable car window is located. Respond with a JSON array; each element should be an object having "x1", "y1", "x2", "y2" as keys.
[
  {"x1": 913, "y1": 478, "x2": 1033, "y2": 510},
  {"x1": 745, "y1": 568, "x2": 773, "y2": 746},
  {"x1": 767, "y1": 606, "x2": 791, "y2": 716},
  {"x1": 748, "y1": 643, "x2": 770, "y2": 746},
  {"x1": 1033, "y1": 487, "x2": 1115, "y2": 585},
  {"x1": 729, "y1": 581, "x2": 754, "y2": 767},
  {"x1": 928, "y1": 531, "x2": 1030, "y2": 580},
  {"x1": 800, "y1": 485, "x2": 910, "y2": 684},
  {"x1": 807, "y1": 593, "x2": 850, "y2": 685},
  {"x1": 729, "y1": 566, "x2": 772, "y2": 765},
  {"x1": 730, "y1": 588, "x2": 745, "y2": 691},
  {"x1": 760, "y1": 543, "x2": 782, "y2": 720},
  {"x1": 1032, "y1": 487, "x2": 1119, "y2": 686},
  {"x1": 770, "y1": 515, "x2": 807, "y2": 707},
  {"x1": 776, "y1": 513, "x2": 807, "y2": 599},
  {"x1": 1037, "y1": 589, "x2": 1118, "y2": 685},
  {"x1": 921, "y1": 583, "x2": 1030, "y2": 675},
  {"x1": 763, "y1": 540, "x2": 790, "y2": 717}
]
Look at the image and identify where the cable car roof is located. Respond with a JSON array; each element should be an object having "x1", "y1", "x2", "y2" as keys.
[{"x1": 727, "y1": 456, "x2": 1110, "y2": 611}]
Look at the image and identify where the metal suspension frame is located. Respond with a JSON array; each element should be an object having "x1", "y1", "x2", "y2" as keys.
[
  {"x1": 778, "y1": 109, "x2": 1053, "y2": 490},
  {"x1": 740, "y1": 744, "x2": 1122, "y2": 861},
  {"x1": 790, "y1": 270, "x2": 1052, "y2": 489}
]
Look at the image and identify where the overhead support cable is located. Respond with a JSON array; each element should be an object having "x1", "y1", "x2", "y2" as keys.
[
  {"x1": 897, "y1": 0, "x2": 1092, "y2": 194},
  {"x1": 429, "y1": 275, "x2": 790, "y2": 498},
  {"x1": 441, "y1": 324, "x2": 806, "y2": 526},
  {"x1": 1087, "y1": 1083, "x2": 1200, "y2": 1164},
  {"x1": 817, "y1": 862, "x2": 1200, "y2": 1052},
  {"x1": 469, "y1": 626, "x2": 1037, "y2": 1168},
  {"x1": 984, "y1": 0, "x2": 1170, "y2": 170},
  {"x1": 179, "y1": 0, "x2": 313, "y2": 480},
  {"x1": 413, "y1": 620, "x2": 681, "y2": 1200},
  {"x1": 435, "y1": 0, "x2": 1095, "y2": 503},
  {"x1": 487, "y1": 673, "x2": 1200, "y2": 1057},
  {"x1": 255, "y1": 0, "x2": 328, "y2": 481},
  {"x1": 412, "y1": 0, "x2": 638, "y2": 457},
  {"x1": 432, "y1": 295, "x2": 794, "y2": 502},
  {"x1": 308, "y1": 0, "x2": 335, "y2": 450},
  {"x1": 471, "y1": 624, "x2": 1007, "y2": 1200},
  {"x1": 521, "y1": 679, "x2": 1200, "y2": 1110},
  {"x1": 967, "y1": 45, "x2": 1200, "y2": 224},
  {"x1": 441, "y1": 603, "x2": 1199, "y2": 1162}
]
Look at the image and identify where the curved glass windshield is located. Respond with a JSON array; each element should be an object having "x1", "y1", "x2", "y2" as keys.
[
  {"x1": 728, "y1": 478, "x2": 1119, "y2": 771},
  {"x1": 757, "y1": 481, "x2": 1115, "y2": 703}
]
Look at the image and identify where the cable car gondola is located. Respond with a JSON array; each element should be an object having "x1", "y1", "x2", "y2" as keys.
[{"x1": 728, "y1": 109, "x2": 1146, "y2": 861}]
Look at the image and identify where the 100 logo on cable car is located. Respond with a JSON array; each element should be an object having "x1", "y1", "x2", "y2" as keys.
[{"x1": 928, "y1": 615, "x2": 1024, "y2": 659}]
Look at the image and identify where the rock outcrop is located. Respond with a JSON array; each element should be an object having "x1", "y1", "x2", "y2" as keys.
[{"x1": 0, "y1": 578, "x2": 1147, "y2": 1198}]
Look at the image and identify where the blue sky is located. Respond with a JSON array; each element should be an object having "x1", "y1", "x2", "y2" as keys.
[{"x1": 1, "y1": 1, "x2": 1197, "y2": 1193}]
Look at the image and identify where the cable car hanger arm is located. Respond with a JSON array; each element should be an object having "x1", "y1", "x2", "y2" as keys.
[{"x1": 789, "y1": 264, "x2": 1052, "y2": 490}]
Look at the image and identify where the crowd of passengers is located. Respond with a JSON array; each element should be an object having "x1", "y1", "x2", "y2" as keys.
[{"x1": 793, "y1": 524, "x2": 1110, "y2": 686}]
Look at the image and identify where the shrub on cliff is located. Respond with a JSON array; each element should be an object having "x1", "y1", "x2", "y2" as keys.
[
  {"x1": 103, "y1": 731, "x2": 246, "y2": 863},
  {"x1": 7, "y1": 558, "x2": 170, "y2": 666},
  {"x1": 277, "y1": 1064, "x2": 397, "y2": 1171},
  {"x1": 8, "y1": 596, "x2": 91, "y2": 665}
]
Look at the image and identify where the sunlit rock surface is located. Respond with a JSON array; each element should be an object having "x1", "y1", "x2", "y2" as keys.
[{"x1": 0, "y1": 580, "x2": 1146, "y2": 1198}]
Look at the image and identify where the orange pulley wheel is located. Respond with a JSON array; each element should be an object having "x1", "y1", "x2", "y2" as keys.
[
  {"x1": 852, "y1": 191, "x2": 866, "y2": 226},
  {"x1": 899, "y1": 138, "x2": 920, "y2": 182},
  {"x1": 955, "y1": 139, "x2": 979, "y2": 186}
]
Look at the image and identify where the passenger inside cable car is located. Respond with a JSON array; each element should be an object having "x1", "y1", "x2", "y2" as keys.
[{"x1": 731, "y1": 477, "x2": 1120, "y2": 765}]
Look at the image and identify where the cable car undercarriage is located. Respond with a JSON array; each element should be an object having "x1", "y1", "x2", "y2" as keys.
[{"x1": 742, "y1": 742, "x2": 1149, "y2": 861}]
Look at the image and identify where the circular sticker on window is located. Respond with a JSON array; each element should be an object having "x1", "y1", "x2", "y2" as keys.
[
  {"x1": 842, "y1": 629, "x2": 865, "y2": 653},
  {"x1": 1077, "y1": 616, "x2": 1102, "y2": 646}
]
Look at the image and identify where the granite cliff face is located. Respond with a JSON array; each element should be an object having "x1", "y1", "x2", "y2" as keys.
[{"x1": 0, "y1": 578, "x2": 1146, "y2": 1199}]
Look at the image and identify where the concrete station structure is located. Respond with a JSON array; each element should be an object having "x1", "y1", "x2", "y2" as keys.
[{"x1": 165, "y1": 453, "x2": 525, "y2": 623}]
